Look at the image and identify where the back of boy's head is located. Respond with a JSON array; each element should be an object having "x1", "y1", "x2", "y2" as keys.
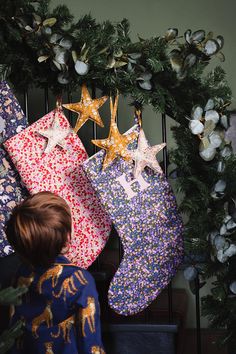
[{"x1": 6, "y1": 191, "x2": 71, "y2": 267}]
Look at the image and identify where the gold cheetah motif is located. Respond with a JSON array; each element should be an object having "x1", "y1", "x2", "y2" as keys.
[
  {"x1": 74, "y1": 270, "x2": 88, "y2": 285},
  {"x1": 44, "y1": 342, "x2": 54, "y2": 354},
  {"x1": 32, "y1": 301, "x2": 53, "y2": 338},
  {"x1": 51, "y1": 315, "x2": 75, "y2": 343},
  {"x1": 53, "y1": 270, "x2": 87, "y2": 301},
  {"x1": 37, "y1": 265, "x2": 63, "y2": 293},
  {"x1": 80, "y1": 297, "x2": 96, "y2": 337},
  {"x1": 53, "y1": 275, "x2": 78, "y2": 301},
  {"x1": 91, "y1": 346, "x2": 106, "y2": 354}
]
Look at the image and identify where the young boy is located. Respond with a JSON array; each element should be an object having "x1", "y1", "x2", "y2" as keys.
[{"x1": 5, "y1": 191, "x2": 106, "y2": 354}]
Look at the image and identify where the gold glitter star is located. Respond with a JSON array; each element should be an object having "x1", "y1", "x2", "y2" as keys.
[
  {"x1": 37, "y1": 112, "x2": 72, "y2": 153},
  {"x1": 63, "y1": 84, "x2": 108, "y2": 133},
  {"x1": 92, "y1": 96, "x2": 138, "y2": 170},
  {"x1": 130, "y1": 128, "x2": 166, "y2": 178}
]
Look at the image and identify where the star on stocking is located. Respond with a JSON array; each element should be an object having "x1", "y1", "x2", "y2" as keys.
[
  {"x1": 63, "y1": 84, "x2": 108, "y2": 133},
  {"x1": 37, "y1": 113, "x2": 72, "y2": 153},
  {"x1": 92, "y1": 96, "x2": 138, "y2": 170},
  {"x1": 130, "y1": 128, "x2": 166, "y2": 178}
]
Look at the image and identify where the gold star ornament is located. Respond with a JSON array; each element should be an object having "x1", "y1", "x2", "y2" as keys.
[
  {"x1": 92, "y1": 95, "x2": 138, "y2": 170},
  {"x1": 63, "y1": 84, "x2": 108, "y2": 133},
  {"x1": 130, "y1": 128, "x2": 166, "y2": 178}
]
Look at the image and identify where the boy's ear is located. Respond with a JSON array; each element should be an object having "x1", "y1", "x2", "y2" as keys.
[{"x1": 61, "y1": 236, "x2": 71, "y2": 254}]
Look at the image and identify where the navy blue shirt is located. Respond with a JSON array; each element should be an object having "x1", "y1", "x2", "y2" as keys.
[{"x1": 9, "y1": 255, "x2": 105, "y2": 354}]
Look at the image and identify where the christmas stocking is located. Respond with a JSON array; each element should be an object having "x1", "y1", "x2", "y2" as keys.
[
  {"x1": 4, "y1": 108, "x2": 111, "y2": 268},
  {"x1": 83, "y1": 110, "x2": 183, "y2": 315},
  {"x1": 0, "y1": 81, "x2": 28, "y2": 257}
]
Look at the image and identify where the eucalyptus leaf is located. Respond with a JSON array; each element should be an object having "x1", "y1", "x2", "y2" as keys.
[
  {"x1": 229, "y1": 281, "x2": 236, "y2": 295},
  {"x1": 127, "y1": 62, "x2": 134, "y2": 72},
  {"x1": 189, "y1": 120, "x2": 204, "y2": 135},
  {"x1": 25, "y1": 25, "x2": 33, "y2": 32},
  {"x1": 221, "y1": 146, "x2": 232, "y2": 158},
  {"x1": 38, "y1": 55, "x2": 49, "y2": 63},
  {"x1": 216, "y1": 249, "x2": 228, "y2": 263},
  {"x1": 203, "y1": 120, "x2": 216, "y2": 136},
  {"x1": 226, "y1": 219, "x2": 236, "y2": 231},
  {"x1": 183, "y1": 53, "x2": 196, "y2": 68},
  {"x1": 205, "y1": 109, "x2": 219, "y2": 124},
  {"x1": 209, "y1": 132, "x2": 222, "y2": 148},
  {"x1": 128, "y1": 58, "x2": 137, "y2": 64},
  {"x1": 32, "y1": 13, "x2": 42, "y2": 25},
  {"x1": 214, "y1": 235, "x2": 226, "y2": 250},
  {"x1": 139, "y1": 80, "x2": 152, "y2": 90},
  {"x1": 128, "y1": 53, "x2": 142, "y2": 60},
  {"x1": 217, "y1": 161, "x2": 225, "y2": 173},
  {"x1": 199, "y1": 145, "x2": 216, "y2": 161},
  {"x1": 114, "y1": 49, "x2": 123, "y2": 57},
  {"x1": 52, "y1": 60, "x2": 62, "y2": 71},
  {"x1": 204, "y1": 39, "x2": 219, "y2": 55},
  {"x1": 55, "y1": 49, "x2": 68, "y2": 65},
  {"x1": 50, "y1": 33, "x2": 62, "y2": 44},
  {"x1": 57, "y1": 72, "x2": 70, "y2": 84},
  {"x1": 74, "y1": 60, "x2": 89, "y2": 75},
  {"x1": 184, "y1": 266, "x2": 198, "y2": 281},
  {"x1": 192, "y1": 106, "x2": 203, "y2": 120},
  {"x1": 220, "y1": 115, "x2": 229, "y2": 129},
  {"x1": 42, "y1": 26, "x2": 52, "y2": 35},
  {"x1": 216, "y1": 35, "x2": 224, "y2": 49},
  {"x1": 214, "y1": 179, "x2": 226, "y2": 193},
  {"x1": 209, "y1": 230, "x2": 219, "y2": 244},
  {"x1": 228, "y1": 198, "x2": 236, "y2": 222},
  {"x1": 219, "y1": 224, "x2": 227, "y2": 236},
  {"x1": 224, "y1": 244, "x2": 236, "y2": 257},
  {"x1": 201, "y1": 136, "x2": 210, "y2": 149},
  {"x1": 59, "y1": 38, "x2": 72, "y2": 50},
  {"x1": 43, "y1": 18, "x2": 57, "y2": 27},
  {"x1": 72, "y1": 51, "x2": 78, "y2": 63},
  {"x1": 204, "y1": 99, "x2": 214, "y2": 111},
  {"x1": 114, "y1": 61, "x2": 127, "y2": 68},
  {"x1": 191, "y1": 30, "x2": 205, "y2": 43},
  {"x1": 184, "y1": 29, "x2": 192, "y2": 44},
  {"x1": 106, "y1": 56, "x2": 116, "y2": 69},
  {"x1": 165, "y1": 28, "x2": 178, "y2": 41},
  {"x1": 137, "y1": 72, "x2": 152, "y2": 81}
]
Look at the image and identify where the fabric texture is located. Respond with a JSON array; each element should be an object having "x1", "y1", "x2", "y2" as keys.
[
  {"x1": 83, "y1": 125, "x2": 184, "y2": 315},
  {"x1": 4, "y1": 109, "x2": 111, "y2": 268},
  {"x1": 0, "y1": 80, "x2": 28, "y2": 257},
  {"x1": 9, "y1": 255, "x2": 105, "y2": 354}
]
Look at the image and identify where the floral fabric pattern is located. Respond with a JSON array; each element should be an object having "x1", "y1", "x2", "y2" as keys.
[
  {"x1": 0, "y1": 81, "x2": 28, "y2": 257},
  {"x1": 4, "y1": 109, "x2": 111, "y2": 268}
]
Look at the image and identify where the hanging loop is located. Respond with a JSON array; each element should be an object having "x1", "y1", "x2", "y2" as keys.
[
  {"x1": 134, "y1": 108, "x2": 142, "y2": 128},
  {"x1": 56, "y1": 95, "x2": 63, "y2": 110}
]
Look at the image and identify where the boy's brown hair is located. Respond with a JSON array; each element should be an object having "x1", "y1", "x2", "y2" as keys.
[{"x1": 6, "y1": 191, "x2": 71, "y2": 267}]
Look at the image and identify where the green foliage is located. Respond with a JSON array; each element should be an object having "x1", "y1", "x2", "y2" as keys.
[
  {"x1": 0, "y1": 286, "x2": 28, "y2": 353},
  {"x1": 0, "y1": 320, "x2": 25, "y2": 354},
  {"x1": 0, "y1": 0, "x2": 236, "y2": 350}
]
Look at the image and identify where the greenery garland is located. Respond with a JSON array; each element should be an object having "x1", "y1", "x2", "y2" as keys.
[{"x1": 1, "y1": 0, "x2": 236, "y2": 350}]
